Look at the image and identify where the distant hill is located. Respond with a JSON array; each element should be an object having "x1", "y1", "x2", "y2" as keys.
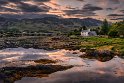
[{"x1": 0, "y1": 16, "x2": 102, "y2": 33}]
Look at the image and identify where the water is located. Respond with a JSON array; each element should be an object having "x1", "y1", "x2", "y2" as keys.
[{"x1": 0, "y1": 48, "x2": 124, "y2": 83}]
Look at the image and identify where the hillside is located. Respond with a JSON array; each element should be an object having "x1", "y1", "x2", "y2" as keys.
[{"x1": 0, "y1": 16, "x2": 102, "y2": 33}]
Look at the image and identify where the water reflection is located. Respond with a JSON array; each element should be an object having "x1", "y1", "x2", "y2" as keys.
[
  {"x1": 0, "y1": 48, "x2": 84, "y2": 67},
  {"x1": 0, "y1": 48, "x2": 124, "y2": 83},
  {"x1": 16, "y1": 56, "x2": 124, "y2": 83}
]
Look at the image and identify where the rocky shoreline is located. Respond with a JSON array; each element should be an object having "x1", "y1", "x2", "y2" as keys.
[
  {"x1": 0, "y1": 59, "x2": 72, "y2": 83},
  {"x1": 0, "y1": 36, "x2": 123, "y2": 83},
  {"x1": 0, "y1": 36, "x2": 123, "y2": 57},
  {"x1": 80, "y1": 49, "x2": 115, "y2": 62},
  {"x1": 0, "y1": 36, "x2": 80, "y2": 50}
]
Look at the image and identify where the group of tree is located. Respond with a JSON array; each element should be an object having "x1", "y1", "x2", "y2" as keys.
[
  {"x1": 108, "y1": 21, "x2": 124, "y2": 37},
  {"x1": 95, "y1": 19, "x2": 124, "y2": 38},
  {"x1": 68, "y1": 26, "x2": 87, "y2": 36},
  {"x1": 68, "y1": 19, "x2": 124, "y2": 38}
]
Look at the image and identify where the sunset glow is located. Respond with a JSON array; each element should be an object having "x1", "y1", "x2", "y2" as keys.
[{"x1": 0, "y1": 0, "x2": 123, "y2": 21}]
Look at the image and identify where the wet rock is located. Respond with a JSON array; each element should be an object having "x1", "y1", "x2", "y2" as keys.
[{"x1": 0, "y1": 65, "x2": 73, "y2": 83}]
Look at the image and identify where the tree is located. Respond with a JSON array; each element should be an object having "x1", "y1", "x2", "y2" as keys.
[
  {"x1": 108, "y1": 21, "x2": 124, "y2": 37},
  {"x1": 82, "y1": 26, "x2": 87, "y2": 30},
  {"x1": 118, "y1": 23, "x2": 124, "y2": 37},
  {"x1": 108, "y1": 30, "x2": 118, "y2": 38},
  {"x1": 79, "y1": 26, "x2": 87, "y2": 32},
  {"x1": 101, "y1": 19, "x2": 109, "y2": 35}
]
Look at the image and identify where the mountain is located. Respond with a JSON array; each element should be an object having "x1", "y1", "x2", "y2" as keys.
[{"x1": 0, "y1": 16, "x2": 102, "y2": 32}]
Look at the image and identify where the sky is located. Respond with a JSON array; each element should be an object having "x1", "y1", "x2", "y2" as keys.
[{"x1": 0, "y1": 0, "x2": 124, "y2": 21}]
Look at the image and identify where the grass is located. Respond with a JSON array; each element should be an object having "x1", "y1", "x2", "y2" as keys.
[
  {"x1": 78, "y1": 37, "x2": 123, "y2": 61},
  {"x1": 78, "y1": 37, "x2": 124, "y2": 56}
]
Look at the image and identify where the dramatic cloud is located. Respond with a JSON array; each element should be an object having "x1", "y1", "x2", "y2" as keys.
[
  {"x1": 83, "y1": 4, "x2": 103, "y2": 11},
  {"x1": 0, "y1": 0, "x2": 50, "y2": 13},
  {"x1": 110, "y1": 0, "x2": 120, "y2": 4},
  {"x1": 0, "y1": 6, "x2": 19, "y2": 12},
  {"x1": 0, "y1": 0, "x2": 124, "y2": 21},
  {"x1": 108, "y1": 14, "x2": 124, "y2": 17},
  {"x1": 64, "y1": 4, "x2": 103, "y2": 17},
  {"x1": 0, "y1": 1, "x2": 8, "y2": 5},
  {"x1": 120, "y1": 10, "x2": 124, "y2": 13},
  {"x1": 107, "y1": 13, "x2": 124, "y2": 21},
  {"x1": 18, "y1": 2, "x2": 50, "y2": 12},
  {"x1": 110, "y1": 18, "x2": 124, "y2": 20}
]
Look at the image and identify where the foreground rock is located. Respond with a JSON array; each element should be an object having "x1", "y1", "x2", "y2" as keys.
[
  {"x1": 0, "y1": 65, "x2": 72, "y2": 83},
  {"x1": 0, "y1": 36, "x2": 81, "y2": 50},
  {"x1": 34, "y1": 59, "x2": 57, "y2": 64},
  {"x1": 80, "y1": 49, "x2": 115, "y2": 62}
]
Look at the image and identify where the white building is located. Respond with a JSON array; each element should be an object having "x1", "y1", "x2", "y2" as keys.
[{"x1": 81, "y1": 29, "x2": 97, "y2": 37}]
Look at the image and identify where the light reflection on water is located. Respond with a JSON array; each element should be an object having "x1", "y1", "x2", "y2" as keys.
[
  {"x1": 0, "y1": 48, "x2": 84, "y2": 67},
  {"x1": 16, "y1": 56, "x2": 124, "y2": 83},
  {"x1": 15, "y1": 67, "x2": 124, "y2": 83},
  {"x1": 0, "y1": 48, "x2": 124, "y2": 83}
]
